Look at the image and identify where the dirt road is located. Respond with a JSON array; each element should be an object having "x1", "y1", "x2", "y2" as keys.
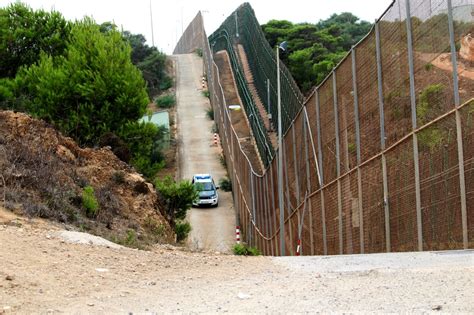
[
  {"x1": 1, "y1": 209, "x2": 473, "y2": 313},
  {"x1": 174, "y1": 53, "x2": 235, "y2": 253}
]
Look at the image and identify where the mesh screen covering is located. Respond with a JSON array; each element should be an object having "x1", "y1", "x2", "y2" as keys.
[{"x1": 174, "y1": 0, "x2": 473, "y2": 256}]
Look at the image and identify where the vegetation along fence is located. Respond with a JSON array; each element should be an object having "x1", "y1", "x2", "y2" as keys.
[{"x1": 175, "y1": 0, "x2": 473, "y2": 255}]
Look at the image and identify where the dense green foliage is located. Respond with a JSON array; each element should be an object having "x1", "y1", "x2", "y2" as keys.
[
  {"x1": 0, "y1": 3, "x2": 170, "y2": 180},
  {"x1": 262, "y1": 13, "x2": 371, "y2": 93},
  {"x1": 175, "y1": 220, "x2": 192, "y2": 242},
  {"x1": 155, "y1": 176, "x2": 199, "y2": 228},
  {"x1": 9, "y1": 18, "x2": 149, "y2": 145},
  {"x1": 119, "y1": 121, "x2": 167, "y2": 178},
  {"x1": 122, "y1": 31, "x2": 172, "y2": 98},
  {"x1": 232, "y1": 243, "x2": 261, "y2": 256},
  {"x1": 156, "y1": 94, "x2": 176, "y2": 108},
  {"x1": 0, "y1": 3, "x2": 71, "y2": 78},
  {"x1": 82, "y1": 186, "x2": 99, "y2": 218}
]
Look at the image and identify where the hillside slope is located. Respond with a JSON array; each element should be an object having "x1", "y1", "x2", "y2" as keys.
[{"x1": 0, "y1": 110, "x2": 173, "y2": 246}]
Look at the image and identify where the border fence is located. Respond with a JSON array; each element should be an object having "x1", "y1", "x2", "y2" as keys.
[{"x1": 174, "y1": 0, "x2": 473, "y2": 255}]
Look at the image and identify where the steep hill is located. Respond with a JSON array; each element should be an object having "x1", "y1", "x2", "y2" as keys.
[{"x1": 0, "y1": 110, "x2": 173, "y2": 247}]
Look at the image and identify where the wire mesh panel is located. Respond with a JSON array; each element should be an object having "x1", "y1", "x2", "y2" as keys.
[
  {"x1": 319, "y1": 79, "x2": 338, "y2": 183},
  {"x1": 339, "y1": 171, "x2": 361, "y2": 254},
  {"x1": 355, "y1": 33, "x2": 382, "y2": 163},
  {"x1": 309, "y1": 192, "x2": 325, "y2": 255},
  {"x1": 386, "y1": 137, "x2": 418, "y2": 252},
  {"x1": 460, "y1": 100, "x2": 474, "y2": 246},
  {"x1": 411, "y1": 0, "x2": 456, "y2": 128},
  {"x1": 418, "y1": 114, "x2": 464, "y2": 249},
  {"x1": 379, "y1": 3, "x2": 413, "y2": 148},
  {"x1": 323, "y1": 182, "x2": 339, "y2": 254},
  {"x1": 361, "y1": 158, "x2": 386, "y2": 253},
  {"x1": 452, "y1": 0, "x2": 474, "y2": 105},
  {"x1": 336, "y1": 56, "x2": 356, "y2": 172}
]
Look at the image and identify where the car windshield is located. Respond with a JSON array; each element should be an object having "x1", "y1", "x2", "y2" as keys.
[{"x1": 195, "y1": 182, "x2": 214, "y2": 191}]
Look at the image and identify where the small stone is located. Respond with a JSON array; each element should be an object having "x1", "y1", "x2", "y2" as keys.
[
  {"x1": 5, "y1": 275, "x2": 13, "y2": 281},
  {"x1": 87, "y1": 303, "x2": 94, "y2": 307},
  {"x1": 237, "y1": 292, "x2": 251, "y2": 300}
]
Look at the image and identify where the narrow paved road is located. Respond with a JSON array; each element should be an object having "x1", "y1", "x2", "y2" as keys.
[{"x1": 174, "y1": 53, "x2": 235, "y2": 253}]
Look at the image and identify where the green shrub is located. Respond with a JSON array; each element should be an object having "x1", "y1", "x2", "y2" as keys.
[
  {"x1": 82, "y1": 186, "x2": 99, "y2": 218},
  {"x1": 119, "y1": 121, "x2": 167, "y2": 179},
  {"x1": 195, "y1": 48, "x2": 203, "y2": 57},
  {"x1": 155, "y1": 176, "x2": 198, "y2": 226},
  {"x1": 175, "y1": 220, "x2": 192, "y2": 242},
  {"x1": 124, "y1": 229, "x2": 137, "y2": 245},
  {"x1": 219, "y1": 177, "x2": 232, "y2": 192},
  {"x1": 417, "y1": 83, "x2": 444, "y2": 124},
  {"x1": 202, "y1": 90, "x2": 210, "y2": 98},
  {"x1": 206, "y1": 106, "x2": 214, "y2": 120},
  {"x1": 232, "y1": 243, "x2": 261, "y2": 256},
  {"x1": 156, "y1": 94, "x2": 175, "y2": 108},
  {"x1": 159, "y1": 76, "x2": 172, "y2": 90}
]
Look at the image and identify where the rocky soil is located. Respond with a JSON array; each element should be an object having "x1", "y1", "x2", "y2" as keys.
[{"x1": 0, "y1": 110, "x2": 174, "y2": 247}]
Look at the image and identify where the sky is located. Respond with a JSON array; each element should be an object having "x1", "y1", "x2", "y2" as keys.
[{"x1": 0, "y1": 0, "x2": 394, "y2": 54}]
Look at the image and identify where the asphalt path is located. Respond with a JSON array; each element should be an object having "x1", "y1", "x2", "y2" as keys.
[{"x1": 174, "y1": 53, "x2": 235, "y2": 253}]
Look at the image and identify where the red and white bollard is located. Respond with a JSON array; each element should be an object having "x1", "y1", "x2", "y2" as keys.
[
  {"x1": 236, "y1": 226, "x2": 241, "y2": 244},
  {"x1": 296, "y1": 239, "x2": 301, "y2": 256},
  {"x1": 213, "y1": 133, "x2": 218, "y2": 146}
]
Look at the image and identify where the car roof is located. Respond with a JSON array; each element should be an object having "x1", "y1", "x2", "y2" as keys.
[{"x1": 193, "y1": 174, "x2": 213, "y2": 182}]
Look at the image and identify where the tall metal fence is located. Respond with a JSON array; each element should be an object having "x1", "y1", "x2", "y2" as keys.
[{"x1": 175, "y1": 0, "x2": 473, "y2": 256}]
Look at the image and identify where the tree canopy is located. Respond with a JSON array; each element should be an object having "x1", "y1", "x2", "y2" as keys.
[
  {"x1": 0, "y1": 3, "x2": 168, "y2": 178},
  {"x1": 0, "y1": 2, "x2": 70, "y2": 78},
  {"x1": 262, "y1": 12, "x2": 372, "y2": 93}
]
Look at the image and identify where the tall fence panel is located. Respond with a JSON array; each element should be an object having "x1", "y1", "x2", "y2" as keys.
[{"x1": 174, "y1": 0, "x2": 473, "y2": 256}]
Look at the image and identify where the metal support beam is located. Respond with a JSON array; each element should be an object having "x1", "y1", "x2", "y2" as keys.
[
  {"x1": 447, "y1": 0, "x2": 468, "y2": 249},
  {"x1": 375, "y1": 20, "x2": 391, "y2": 252},
  {"x1": 315, "y1": 90, "x2": 327, "y2": 255},
  {"x1": 250, "y1": 170, "x2": 256, "y2": 246},
  {"x1": 405, "y1": 1, "x2": 423, "y2": 251},
  {"x1": 303, "y1": 111, "x2": 315, "y2": 254},
  {"x1": 333, "y1": 73, "x2": 344, "y2": 254},
  {"x1": 351, "y1": 47, "x2": 365, "y2": 253},
  {"x1": 292, "y1": 127, "x2": 301, "y2": 205}
]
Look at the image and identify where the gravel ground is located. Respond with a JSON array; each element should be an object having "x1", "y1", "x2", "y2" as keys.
[{"x1": 1, "y1": 212, "x2": 473, "y2": 314}]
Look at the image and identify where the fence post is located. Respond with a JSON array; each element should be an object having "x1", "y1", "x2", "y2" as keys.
[
  {"x1": 332, "y1": 73, "x2": 344, "y2": 254},
  {"x1": 375, "y1": 20, "x2": 392, "y2": 253},
  {"x1": 265, "y1": 175, "x2": 273, "y2": 255},
  {"x1": 292, "y1": 127, "x2": 301, "y2": 205},
  {"x1": 303, "y1": 109, "x2": 315, "y2": 255},
  {"x1": 404, "y1": 1, "x2": 424, "y2": 251},
  {"x1": 283, "y1": 141, "x2": 294, "y2": 255},
  {"x1": 270, "y1": 166, "x2": 279, "y2": 255},
  {"x1": 315, "y1": 90, "x2": 328, "y2": 255},
  {"x1": 250, "y1": 169, "x2": 255, "y2": 246},
  {"x1": 447, "y1": 0, "x2": 468, "y2": 249},
  {"x1": 351, "y1": 47, "x2": 365, "y2": 253}
]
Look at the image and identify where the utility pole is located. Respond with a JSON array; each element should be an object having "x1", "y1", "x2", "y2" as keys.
[{"x1": 149, "y1": 0, "x2": 155, "y2": 47}]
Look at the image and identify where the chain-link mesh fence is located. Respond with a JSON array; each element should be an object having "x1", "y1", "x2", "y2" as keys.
[{"x1": 175, "y1": 0, "x2": 473, "y2": 256}]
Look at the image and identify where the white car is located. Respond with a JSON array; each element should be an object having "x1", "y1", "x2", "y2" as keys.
[{"x1": 192, "y1": 174, "x2": 219, "y2": 207}]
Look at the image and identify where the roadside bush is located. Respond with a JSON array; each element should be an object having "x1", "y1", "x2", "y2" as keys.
[
  {"x1": 202, "y1": 90, "x2": 210, "y2": 98},
  {"x1": 206, "y1": 106, "x2": 214, "y2": 120},
  {"x1": 156, "y1": 94, "x2": 175, "y2": 108},
  {"x1": 82, "y1": 185, "x2": 99, "y2": 218},
  {"x1": 232, "y1": 243, "x2": 261, "y2": 256},
  {"x1": 175, "y1": 220, "x2": 192, "y2": 242},
  {"x1": 155, "y1": 176, "x2": 198, "y2": 227},
  {"x1": 219, "y1": 177, "x2": 232, "y2": 192},
  {"x1": 119, "y1": 121, "x2": 167, "y2": 179},
  {"x1": 159, "y1": 76, "x2": 172, "y2": 90}
]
